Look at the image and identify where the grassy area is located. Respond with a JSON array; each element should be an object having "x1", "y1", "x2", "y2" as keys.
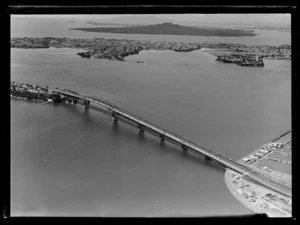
[
  {"x1": 267, "y1": 152, "x2": 291, "y2": 161},
  {"x1": 256, "y1": 159, "x2": 291, "y2": 175}
]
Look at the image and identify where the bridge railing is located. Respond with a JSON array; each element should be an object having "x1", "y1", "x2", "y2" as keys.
[{"x1": 87, "y1": 96, "x2": 120, "y2": 110}]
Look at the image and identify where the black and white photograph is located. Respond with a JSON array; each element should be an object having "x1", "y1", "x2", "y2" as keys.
[{"x1": 9, "y1": 6, "x2": 293, "y2": 218}]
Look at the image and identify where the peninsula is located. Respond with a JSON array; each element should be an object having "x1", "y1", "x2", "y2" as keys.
[
  {"x1": 225, "y1": 132, "x2": 292, "y2": 217},
  {"x1": 216, "y1": 54, "x2": 265, "y2": 67},
  {"x1": 70, "y1": 22, "x2": 257, "y2": 37},
  {"x1": 11, "y1": 37, "x2": 201, "y2": 62},
  {"x1": 11, "y1": 37, "x2": 291, "y2": 64}
]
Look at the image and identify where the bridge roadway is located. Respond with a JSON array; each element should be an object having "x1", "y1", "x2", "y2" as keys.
[{"x1": 51, "y1": 88, "x2": 292, "y2": 197}]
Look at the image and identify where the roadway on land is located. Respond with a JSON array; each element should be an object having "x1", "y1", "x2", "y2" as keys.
[{"x1": 50, "y1": 88, "x2": 292, "y2": 197}]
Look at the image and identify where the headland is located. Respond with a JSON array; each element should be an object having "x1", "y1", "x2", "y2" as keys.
[
  {"x1": 11, "y1": 37, "x2": 291, "y2": 65},
  {"x1": 225, "y1": 132, "x2": 292, "y2": 217}
]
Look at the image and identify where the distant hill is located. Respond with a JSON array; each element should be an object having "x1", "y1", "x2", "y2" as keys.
[
  {"x1": 85, "y1": 15, "x2": 176, "y2": 26},
  {"x1": 70, "y1": 22, "x2": 257, "y2": 37}
]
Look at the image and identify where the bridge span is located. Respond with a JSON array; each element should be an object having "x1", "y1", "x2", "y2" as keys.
[{"x1": 50, "y1": 88, "x2": 291, "y2": 197}]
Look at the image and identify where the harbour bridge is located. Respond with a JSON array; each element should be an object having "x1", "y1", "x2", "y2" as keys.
[{"x1": 50, "y1": 87, "x2": 291, "y2": 198}]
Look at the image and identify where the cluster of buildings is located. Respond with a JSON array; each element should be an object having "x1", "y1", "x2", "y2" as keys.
[
  {"x1": 242, "y1": 189, "x2": 258, "y2": 202},
  {"x1": 241, "y1": 144, "x2": 273, "y2": 164},
  {"x1": 216, "y1": 54, "x2": 265, "y2": 67},
  {"x1": 200, "y1": 42, "x2": 291, "y2": 60},
  {"x1": 241, "y1": 141, "x2": 291, "y2": 165},
  {"x1": 11, "y1": 81, "x2": 50, "y2": 101},
  {"x1": 264, "y1": 142, "x2": 284, "y2": 150},
  {"x1": 11, "y1": 37, "x2": 50, "y2": 48},
  {"x1": 232, "y1": 44, "x2": 291, "y2": 60},
  {"x1": 200, "y1": 41, "x2": 246, "y2": 49},
  {"x1": 228, "y1": 169, "x2": 291, "y2": 216},
  {"x1": 11, "y1": 37, "x2": 201, "y2": 62},
  {"x1": 77, "y1": 39, "x2": 201, "y2": 60},
  {"x1": 11, "y1": 81, "x2": 65, "y2": 103},
  {"x1": 264, "y1": 193, "x2": 291, "y2": 206},
  {"x1": 11, "y1": 37, "x2": 291, "y2": 64}
]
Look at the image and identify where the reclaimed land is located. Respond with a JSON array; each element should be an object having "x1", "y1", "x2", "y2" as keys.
[
  {"x1": 70, "y1": 22, "x2": 257, "y2": 37},
  {"x1": 11, "y1": 37, "x2": 291, "y2": 64},
  {"x1": 225, "y1": 132, "x2": 292, "y2": 217}
]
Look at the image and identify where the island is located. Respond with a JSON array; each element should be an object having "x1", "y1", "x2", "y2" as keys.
[
  {"x1": 11, "y1": 37, "x2": 291, "y2": 65},
  {"x1": 70, "y1": 22, "x2": 257, "y2": 37}
]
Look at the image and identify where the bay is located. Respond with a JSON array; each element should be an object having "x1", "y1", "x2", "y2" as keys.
[{"x1": 11, "y1": 47, "x2": 291, "y2": 216}]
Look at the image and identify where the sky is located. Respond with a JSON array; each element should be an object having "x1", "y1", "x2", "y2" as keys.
[{"x1": 11, "y1": 14, "x2": 291, "y2": 27}]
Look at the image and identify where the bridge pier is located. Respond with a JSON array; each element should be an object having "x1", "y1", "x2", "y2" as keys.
[
  {"x1": 112, "y1": 112, "x2": 118, "y2": 121},
  {"x1": 181, "y1": 144, "x2": 187, "y2": 151},
  {"x1": 83, "y1": 100, "x2": 90, "y2": 109},
  {"x1": 159, "y1": 134, "x2": 165, "y2": 141},
  {"x1": 138, "y1": 125, "x2": 145, "y2": 133},
  {"x1": 204, "y1": 155, "x2": 212, "y2": 161},
  {"x1": 49, "y1": 90, "x2": 277, "y2": 192}
]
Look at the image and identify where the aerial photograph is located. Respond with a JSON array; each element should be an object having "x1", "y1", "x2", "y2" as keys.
[{"x1": 10, "y1": 10, "x2": 291, "y2": 218}]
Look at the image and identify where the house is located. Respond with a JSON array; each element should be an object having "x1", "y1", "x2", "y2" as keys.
[
  {"x1": 242, "y1": 157, "x2": 250, "y2": 162},
  {"x1": 250, "y1": 155, "x2": 259, "y2": 160},
  {"x1": 260, "y1": 149, "x2": 269, "y2": 154}
]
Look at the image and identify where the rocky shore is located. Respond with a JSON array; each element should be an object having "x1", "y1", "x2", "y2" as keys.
[
  {"x1": 216, "y1": 54, "x2": 265, "y2": 67},
  {"x1": 11, "y1": 37, "x2": 291, "y2": 63}
]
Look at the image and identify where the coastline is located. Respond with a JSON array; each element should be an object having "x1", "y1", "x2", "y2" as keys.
[
  {"x1": 224, "y1": 170, "x2": 264, "y2": 215},
  {"x1": 11, "y1": 37, "x2": 291, "y2": 63},
  {"x1": 224, "y1": 169, "x2": 291, "y2": 217},
  {"x1": 11, "y1": 80, "x2": 289, "y2": 217},
  {"x1": 224, "y1": 132, "x2": 292, "y2": 217}
]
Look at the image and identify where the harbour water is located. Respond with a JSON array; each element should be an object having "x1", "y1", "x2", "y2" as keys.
[
  {"x1": 11, "y1": 16, "x2": 291, "y2": 46},
  {"x1": 11, "y1": 16, "x2": 291, "y2": 217}
]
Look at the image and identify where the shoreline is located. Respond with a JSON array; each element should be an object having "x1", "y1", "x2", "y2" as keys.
[
  {"x1": 224, "y1": 170, "x2": 264, "y2": 215},
  {"x1": 11, "y1": 37, "x2": 291, "y2": 63},
  {"x1": 224, "y1": 132, "x2": 292, "y2": 217},
  {"x1": 224, "y1": 169, "x2": 291, "y2": 217},
  {"x1": 11, "y1": 80, "x2": 291, "y2": 217}
]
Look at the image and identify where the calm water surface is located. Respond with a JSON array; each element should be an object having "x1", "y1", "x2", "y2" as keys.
[
  {"x1": 10, "y1": 16, "x2": 291, "y2": 217},
  {"x1": 11, "y1": 47, "x2": 291, "y2": 216},
  {"x1": 11, "y1": 17, "x2": 291, "y2": 45}
]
